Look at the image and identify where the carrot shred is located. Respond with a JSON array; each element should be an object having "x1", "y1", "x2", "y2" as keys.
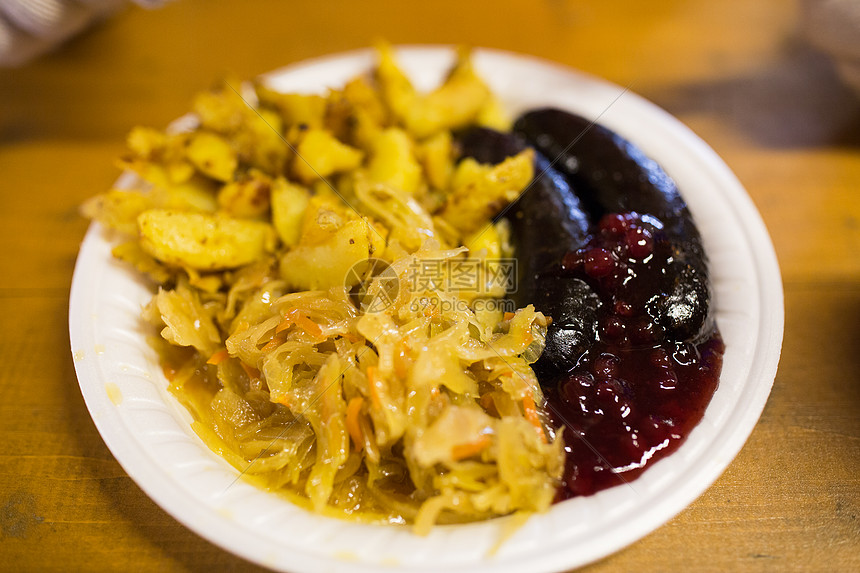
[
  {"x1": 295, "y1": 314, "x2": 323, "y2": 338},
  {"x1": 522, "y1": 393, "x2": 547, "y2": 443},
  {"x1": 261, "y1": 332, "x2": 287, "y2": 352},
  {"x1": 273, "y1": 394, "x2": 290, "y2": 407},
  {"x1": 503, "y1": 311, "x2": 515, "y2": 321},
  {"x1": 367, "y1": 366, "x2": 382, "y2": 410},
  {"x1": 451, "y1": 434, "x2": 492, "y2": 460},
  {"x1": 241, "y1": 362, "x2": 261, "y2": 380},
  {"x1": 277, "y1": 309, "x2": 324, "y2": 338},
  {"x1": 346, "y1": 396, "x2": 365, "y2": 452},
  {"x1": 206, "y1": 348, "x2": 229, "y2": 365},
  {"x1": 275, "y1": 315, "x2": 293, "y2": 333}
]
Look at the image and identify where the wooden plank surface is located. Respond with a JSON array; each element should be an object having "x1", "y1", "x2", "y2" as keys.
[{"x1": 1, "y1": 0, "x2": 858, "y2": 571}]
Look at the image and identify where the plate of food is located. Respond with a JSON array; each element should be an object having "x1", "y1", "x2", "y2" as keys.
[{"x1": 69, "y1": 45, "x2": 783, "y2": 572}]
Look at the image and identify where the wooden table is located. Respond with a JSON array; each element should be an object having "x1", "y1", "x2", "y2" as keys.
[{"x1": 1, "y1": 0, "x2": 858, "y2": 570}]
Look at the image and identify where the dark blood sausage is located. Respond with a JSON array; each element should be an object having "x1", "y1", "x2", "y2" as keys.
[
  {"x1": 458, "y1": 117, "x2": 724, "y2": 498},
  {"x1": 513, "y1": 108, "x2": 712, "y2": 343},
  {"x1": 456, "y1": 126, "x2": 527, "y2": 166},
  {"x1": 457, "y1": 128, "x2": 599, "y2": 380}
]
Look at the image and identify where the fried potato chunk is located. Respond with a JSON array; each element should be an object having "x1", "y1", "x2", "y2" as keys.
[
  {"x1": 292, "y1": 129, "x2": 364, "y2": 184},
  {"x1": 111, "y1": 241, "x2": 174, "y2": 284},
  {"x1": 270, "y1": 178, "x2": 311, "y2": 247},
  {"x1": 375, "y1": 42, "x2": 417, "y2": 126},
  {"x1": 416, "y1": 130, "x2": 454, "y2": 191},
  {"x1": 193, "y1": 83, "x2": 291, "y2": 176},
  {"x1": 366, "y1": 128, "x2": 423, "y2": 194},
  {"x1": 376, "y1": 43, "x2": 490, "y2": 139},
  {"x1": 325, "y1": 76, "x2": 389, "y2": 151},
  {"x1": 255, "y1": 86, "x2": 327, "y2": 129},
  {"x1": 439, "y1": 149, "x2": 534, "y2": 234},
  {"x1": 81, "y1": 189, "x2": 155, "y2": 236},
  {"x1": 280, "y1": 218, "x2": 385, "y2": 290},
  {"x1": 404, "y1": 51, "x2": 490, "y2": 139},
  {"x1": 475, "y1": 93, "x2": 511, "y2": 131},
  {"x1": 186, "y1": 131, "x2": 238, "y2": 182},
  {"x1": 138, "y1": 209, "x2": 276, "y2": 270},
  {"x1": 217, "y1": 169, "x2": 272, "y2": 219}
]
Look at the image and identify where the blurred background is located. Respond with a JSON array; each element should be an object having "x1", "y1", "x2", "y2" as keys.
[
  {"x1": 2, "y1": 0, "x2": 859, "y2": 284},
  {"x1": 1, "y1": 0, "x2": 858, "y2": 571}
]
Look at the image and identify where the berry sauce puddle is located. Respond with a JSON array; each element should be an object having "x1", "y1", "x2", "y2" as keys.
[{"x1": 541, "y1": 212, "x2": 724, "y2": 500}]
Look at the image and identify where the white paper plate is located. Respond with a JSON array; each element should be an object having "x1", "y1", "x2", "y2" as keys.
[{"x1": 69, "y1": 47, "x2": 783, "y2": 573}]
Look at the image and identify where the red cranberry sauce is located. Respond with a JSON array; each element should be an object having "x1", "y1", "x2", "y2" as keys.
[{"x1": 547, "y1": 212, "x2": 724, "y2": 499}]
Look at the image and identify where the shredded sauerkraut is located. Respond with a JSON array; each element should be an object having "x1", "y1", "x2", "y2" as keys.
[{"x1": 85, "y1": 43, "x2": 564, "y2": 532}]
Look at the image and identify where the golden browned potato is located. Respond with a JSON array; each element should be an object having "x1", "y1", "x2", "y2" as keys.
[
  {"x1": 439, "y1": 149, "x2": 534, "y2": 234},
  {"x1": 375, "y1": 42, "x2": 417, "y2": 126},
  {"x1": 81, "y1": 189, "x2": 155, "y2": 236},
  {"x1": 296, "y1": 196, "x2": 352, "y2": 246},
  {"x1": 186, "y1": 131, "x2": 239, "y2": 182},
  {"x1": 82, "y1": 175, "x2": 223, "y2": 238},
  {"x1": 324, "y1": 77, "x2": 388, "y2": 151},
  {"x1": 341, "y1": 76, "x2": 389, "y2": 126},
  {"x1": 365, "y1": 127, "x2": 423, "y2": 195},
  {"x1": 475, "y1": 93, "x2": 511, "y2": 131},
  {"x1": 464, "y1": 221, "x2": 502, "y2": 259},
  {"x1": 193, "y1": 83, "x2": 291, "y2": 176},
  {"x1": 111, "y1": 241, "x2": 174, "y2": 284},
  {"x1": 270, "y1": 178, "x2": 311, "y2": 247},
  {"x1": 403, "y1": 50, "x2": 490, "y2": 139},
  {"x1": 192, "y1": 80, "x2": 250, "y2": 133},
  {"x1": 217, "y1": 169, "x2": 272, "y2": 219},
  {"x1": 255, "y1": 85, "x2": 327, "y2": 129},
  {"x1": 291, "y1": 129, "x2": 364, "y2": 184},
  {"x1": 119, "y1": 125, "x2": 223, "y2": 213},
  {"x1": 124, "y1": 127, "x2": 197, "y2": 184},
  {"x1": 232, "y1": 106, "x2": 291, "y2": 176},
  {"x1": 138, "y1": 209, "x2": 276, "y2": 270},
  {"x1": 376, "y1": 44, "x2": 490, "y2": 139},
  {"x1": 115, "y1": 157, "x2": 220, "y2": 212},
  {"x1": 126, "y1": 126, "x2": 170, "y2": 160},
  {"x1": 279, "y1": 218, "x2": 385, "y2": 290},
  {"x1": 416, "y1": 130, "x2": 454, "y2": 191}
]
